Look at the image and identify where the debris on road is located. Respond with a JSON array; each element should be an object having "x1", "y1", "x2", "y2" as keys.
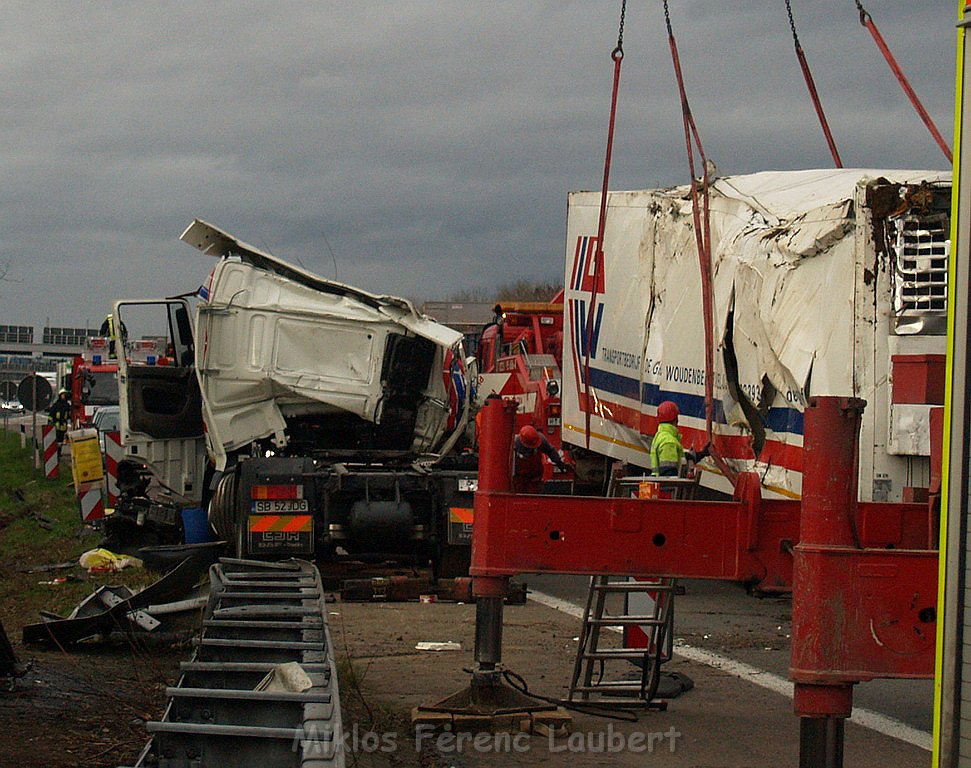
[
  {"x1": 415, "y1": 641, "x2": 462, "y2": 652},
  {"x1": 18, "y1": 561, "x2": 76, "y2": 574},
  {"x1": 255, "y1": 661, "x2": 314, "y2": 693},
  {"x1": 22, "y1": 553, "x2": 209, "y2": 646}
]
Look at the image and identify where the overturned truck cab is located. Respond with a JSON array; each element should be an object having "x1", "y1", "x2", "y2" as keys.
[{"x1": 113, "y1": 219, "x2": 474, "y2": 575}]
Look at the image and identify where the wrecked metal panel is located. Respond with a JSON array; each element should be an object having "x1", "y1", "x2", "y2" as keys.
[
  {"x1": 190, "y1": 223, "x2": 462, "y2": 465},
  {"x1": 183, "y1": 219, "x2": 461, "y2": 349},
  {"x1": 561, "y1": 168, "x2": 950, "y2": 499},
  {"x1": 22, "y1": 554, "x2": 208, "y2": 646},
  {"x1": 888, "y1": 403, "x2": 934, "y2": 456}
]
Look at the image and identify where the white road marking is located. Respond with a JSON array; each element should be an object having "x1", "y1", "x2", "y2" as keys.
[{"x1": 528, "y1": 589, "x2": 932, "y2": 752}]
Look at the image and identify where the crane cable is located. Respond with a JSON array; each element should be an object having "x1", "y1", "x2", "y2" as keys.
[
  {"x1": 663, "y1": 0, "x2": 738, "y2": 486},
  {"x1": 854, "y1": 0, "x2": 952, "y2": 163},
  {"x1": 583, "y1": 0, "x2": 626, "y2": 449},
  {"x1": 785, "y1": 0, "x2": 843, "y2": 168}
]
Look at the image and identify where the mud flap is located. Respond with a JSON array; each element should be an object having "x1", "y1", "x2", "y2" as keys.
[{"x1": 237, "y1": 457, "x2": 316, "y2": 557}]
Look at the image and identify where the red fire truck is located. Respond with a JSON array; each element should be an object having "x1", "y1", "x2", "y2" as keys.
[{"x1": 69, "y1": 337, "x2": 120, "y2": 428}]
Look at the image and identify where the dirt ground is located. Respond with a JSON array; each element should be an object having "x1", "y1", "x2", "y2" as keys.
[
  {"x1": 332, "y1": 597, "x2": 930, "y2": 768},
  {"x1": 0, "y1": 637, "x2": 184, "y2": 768}
]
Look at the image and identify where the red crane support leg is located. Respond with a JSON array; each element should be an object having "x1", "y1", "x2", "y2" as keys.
[
  {"x1": 791, "y1": 396, "x2": 863, "y2": 768},
  {"x1": 413, "y1": 396, "x2": 557, "y2": 723},
  {"x1": 791, "y1": 397, "x2": 937, "y2": 767},
  {"x1": 472, "y1": 398, "x2": 516, "y2": 671}
]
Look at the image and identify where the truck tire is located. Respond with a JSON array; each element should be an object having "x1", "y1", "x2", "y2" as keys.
[{"x1": 209, "y1": 470, "x2": 239, "y2": 542}]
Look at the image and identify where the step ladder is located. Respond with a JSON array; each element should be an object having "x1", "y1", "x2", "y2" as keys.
[
  {"x1": 566, "y1": 575, "x2": 676, "y2": 707},
  {"x1": 567, "y1": 464, "x2": 684, "y2": 707}
]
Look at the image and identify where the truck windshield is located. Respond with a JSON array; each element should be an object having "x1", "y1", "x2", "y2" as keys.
[{"x1": 84, "y1": 371, "x2": 119, "y2": 406}]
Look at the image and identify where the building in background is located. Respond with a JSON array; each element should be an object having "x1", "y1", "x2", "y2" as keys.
[{"x1": 0, "y1": 323, "x2": 101, "y2": 389}]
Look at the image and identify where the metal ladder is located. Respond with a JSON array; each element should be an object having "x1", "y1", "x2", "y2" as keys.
[
  {"x1": 567, "y1": 574, "x2": 676, "y2": 707},
  {"x1": 567, "y1": 466, "x2": 685, "y2": 707}
]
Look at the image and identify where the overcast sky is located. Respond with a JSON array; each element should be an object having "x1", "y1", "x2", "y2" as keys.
[{"x1": 0, "y1": 1, "x2": 958, "y2": 331}]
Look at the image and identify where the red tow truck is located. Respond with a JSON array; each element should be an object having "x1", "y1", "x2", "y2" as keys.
[{"x1": 474, "y1": 293, "x2": 571, "y2": 487}]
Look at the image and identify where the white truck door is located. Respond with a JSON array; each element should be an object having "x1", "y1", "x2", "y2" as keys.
[{"x1": 112, "y1": 299, "x2": 208, "y2": 505}]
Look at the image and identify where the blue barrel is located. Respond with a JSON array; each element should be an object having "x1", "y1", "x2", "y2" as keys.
[{"x1": 181, "y1": 507, "x2": 212, "y2": 544}]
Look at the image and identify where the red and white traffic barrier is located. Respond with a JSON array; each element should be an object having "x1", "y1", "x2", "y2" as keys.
[
  {"x1": 104, "y1": 431, "x2": 122, "y2": 508},
  {"x1": 42, "y1": 425, "x2": 58, "y2": 479},
  {"x1": 78, "y1": 481, "x2": 105, "y2": 523}
]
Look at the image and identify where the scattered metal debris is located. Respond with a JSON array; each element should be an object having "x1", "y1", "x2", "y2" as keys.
[
  {"x1": 415, "y1": 641, "x2": 461, "y2": 652},
  {"x1": 138, "y1": 541, "x2": 225, "y2": 574},
  {"x1": 23, "y1": 553, "x2": 210, "y2": 646},
  {"x1": 18, "y1": 561, "x2": 76, "y2": 574}
]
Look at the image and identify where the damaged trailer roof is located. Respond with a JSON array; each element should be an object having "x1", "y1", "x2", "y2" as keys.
[{"x1": 609, "y1": 168, "x2": 950, "y2": 221}]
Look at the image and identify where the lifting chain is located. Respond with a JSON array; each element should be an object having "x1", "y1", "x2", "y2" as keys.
[
  {"x1": 583, "y1": 0, "x2": 627, "y2": 448},
  {"x1": 785, "y1": 0, "x2": 799, "y2": 43},
  {"x1": 853, "y1": 0, "x2": 871, "y2": 25},
  {"x1": 784, "y1": 0, "x2": 843, "y2": 167},
  {"x1": 614, "y1": 0, "x2": 627, "y2": 59}
]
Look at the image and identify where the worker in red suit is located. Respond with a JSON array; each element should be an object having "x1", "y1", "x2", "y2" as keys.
[{"x1": 513, "y1": 424, "x2": 569, "y2": 493}]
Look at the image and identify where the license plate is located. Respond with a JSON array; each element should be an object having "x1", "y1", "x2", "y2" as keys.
[
  {"x1": 251, "y1": 499, "x2": 310, "y2": 513},
  {"x1": 547, "y1": 417, "x2": 561, "y2": 427}
]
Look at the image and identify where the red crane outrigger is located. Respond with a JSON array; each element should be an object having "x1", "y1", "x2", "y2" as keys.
[{"x1": 416, "y1": 396, "x2": 939, "y2": 768}]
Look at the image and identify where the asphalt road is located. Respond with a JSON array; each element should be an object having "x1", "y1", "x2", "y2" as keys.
[{"x1": 526, "y1": 574, "x2": 933, "y2": 741}]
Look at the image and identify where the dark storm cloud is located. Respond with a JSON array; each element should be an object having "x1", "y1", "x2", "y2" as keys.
[{"x1": 0, "y1": 1, "x2": 957, "y2": 328}]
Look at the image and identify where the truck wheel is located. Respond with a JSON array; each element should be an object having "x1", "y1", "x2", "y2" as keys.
[{"x1": 209, "y1": 471, "x2": 239, "y2": 542}]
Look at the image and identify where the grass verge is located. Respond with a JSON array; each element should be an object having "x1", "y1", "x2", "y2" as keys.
[{"x1": 0, "y1": 430, "x2": 150, "y2": 632}]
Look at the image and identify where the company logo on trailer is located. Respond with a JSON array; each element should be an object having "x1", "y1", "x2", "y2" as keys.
[{"x1": 568, "y1": 235, "x2": 605, "y2": 365}]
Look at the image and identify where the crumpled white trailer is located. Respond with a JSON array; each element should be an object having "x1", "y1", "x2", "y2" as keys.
[{"x1": 561, "y1": 169, "x2": 950, "y2": 501}]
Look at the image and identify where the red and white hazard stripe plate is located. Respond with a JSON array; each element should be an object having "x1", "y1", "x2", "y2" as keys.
[
  {"x1": 248, "y1": 514, "x2": 313, "y2": 533},
  {"x1": 246, "y1": 514, "x2": 314, "y2": 554}
]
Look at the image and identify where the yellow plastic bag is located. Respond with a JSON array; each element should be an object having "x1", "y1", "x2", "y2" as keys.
[{"x1": 78, "y1": 548, "x2": 142, "y2": 573}]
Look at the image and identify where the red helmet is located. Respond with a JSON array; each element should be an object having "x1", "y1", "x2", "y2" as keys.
[
  {"x1": 518, "y1": 425, "x2": 542, "y2": 449},
  {"x1": 657, "y1": 400, "x2": 679, "y2": 424}
]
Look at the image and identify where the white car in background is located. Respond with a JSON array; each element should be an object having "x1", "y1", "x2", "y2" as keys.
[
  {"x1": 1, "y1": 400, "x2": 24, "y2": 414},
  {"x1": 91, "y1": 405, "x2": 121, "y2": 453}
]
